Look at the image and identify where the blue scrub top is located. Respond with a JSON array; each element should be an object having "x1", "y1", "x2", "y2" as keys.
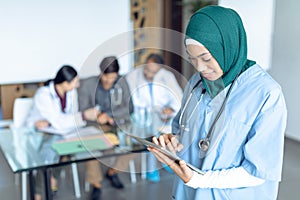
[{"x1": 171, "y1": 64, "x2": 287, "y2": 200}]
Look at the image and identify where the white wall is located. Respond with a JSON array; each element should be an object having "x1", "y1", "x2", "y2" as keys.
[
  {"x1": 0, "y1": 0, "x2": 132, "y2": 84},
  {"x1": 219, "y1": 0, "x2": 275, "y2": 70},
  {"x1": 269, "y1": 0, "x2": 300, "y2": 141},
  {"x1": 219, "y1": 0, "x2": 300, "y2": 141}
]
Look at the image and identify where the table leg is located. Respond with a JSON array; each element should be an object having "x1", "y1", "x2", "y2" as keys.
[
  {"x1": 28, "y1": 171, "x2": 35, "y2": 200},
  {"x1": 21, "y1": 172, "x2": 27, "y2": 200},
  {"x1": 141, "y1": 152, "x2": 147, "y2": 179},
  {"x1": 71, "y1": 163, "x2": 81, "y2": 198},
  {"x1": 43, "y1": 168, "x2": 52, "y2": 200}
]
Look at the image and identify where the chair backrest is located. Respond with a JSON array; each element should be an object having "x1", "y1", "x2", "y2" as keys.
[{"x1": 13, "y1": 97, "x2": 33, "y2": 128}]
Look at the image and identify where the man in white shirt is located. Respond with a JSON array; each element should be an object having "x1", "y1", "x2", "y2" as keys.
[{"x1": 126, "y1": 53, "x2": 183, "y2": 182}]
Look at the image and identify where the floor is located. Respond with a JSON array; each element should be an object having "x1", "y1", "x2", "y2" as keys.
[
  {"x1": 277, "y1": 137, "x2": 300, "y2": 200},
  {"x1": 0, "y1": 137, "x2": 299, "y2": 200},
  {"x1": 0, "y1": 152, "x2": 173, "y2": 200}
]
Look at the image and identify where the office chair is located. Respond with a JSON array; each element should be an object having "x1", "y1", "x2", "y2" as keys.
[
  {"x1": 11, "y1": 97, "x2": 81, "y2": 199},
  {"x1": 10, "y1": 97, "x2": 33, "y2": 200},
  {"x1": 12, "y1": 97, "x2": 33, "y2": 129}
]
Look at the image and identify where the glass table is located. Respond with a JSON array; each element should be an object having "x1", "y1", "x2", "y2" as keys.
[{"x1": 0, "y1": 126, "x2": 146, "y2": 200}]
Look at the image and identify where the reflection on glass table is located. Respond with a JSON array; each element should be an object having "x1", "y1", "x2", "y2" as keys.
[{"x1": 0, "y1": 126, "x2": 146, "y2": 200}]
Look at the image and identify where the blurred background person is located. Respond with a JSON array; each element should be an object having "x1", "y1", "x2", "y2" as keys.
[
  {"x1": 78, "y1": 56, "x2": 133, "y2": 200},
  {"x1": 125, "y1": 53, "x2": 183, "y2": 182},
  {"x1": 26, "y1": 65, "x2": 99, "y2": 200}
]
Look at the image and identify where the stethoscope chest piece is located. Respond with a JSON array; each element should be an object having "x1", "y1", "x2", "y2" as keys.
[{"x1": 198, "y1": 139, "x2": 210, "y2": 152}]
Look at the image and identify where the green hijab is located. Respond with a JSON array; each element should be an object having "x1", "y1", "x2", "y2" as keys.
[{"x1": 185, "y1": 5, "x2": 256, "y2": 98}]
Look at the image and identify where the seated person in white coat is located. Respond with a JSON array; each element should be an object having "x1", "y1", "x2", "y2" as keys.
[
  {"x1": 26, "y1": 65, "x2": 99, "y2": 200},
  {"x1": 125, "y1": 53, "x2": 183, "y2": 182},
  {"x1": 26, "y1": 65, "x2": 98, "y2": 131}
]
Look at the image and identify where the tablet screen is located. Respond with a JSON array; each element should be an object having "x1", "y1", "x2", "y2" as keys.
[{"x1": 127, "y1": 134, "x2": 205, "y2": 175}]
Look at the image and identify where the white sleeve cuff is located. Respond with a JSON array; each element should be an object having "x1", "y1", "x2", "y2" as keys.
[
  {"x1": 74, "y1": 112, "x2": 87, "y2": 127},
  {"x1": 185, "y1": 167, "x2": 265, "y2": 189}
]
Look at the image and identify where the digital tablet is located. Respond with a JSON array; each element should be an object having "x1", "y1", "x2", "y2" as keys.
[{"x1": 127, "y1": 134, "x2": 205, "y2": 175}]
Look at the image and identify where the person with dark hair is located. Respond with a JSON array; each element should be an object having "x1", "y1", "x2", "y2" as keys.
[
  {"x1": 148, "y1": 6, "x2": 287, "y2": 200},
  {"x1": 125, "y1": 53, "x2": 183, "y2": 182},
  {"x1": 145, "y1": 53, "x2": 164, "y2": 65},
  {"x1": 78, "y1": 56, "x2": 132, "y2": 125},
  {"x1": 99, "y1": 55, "x2": 120, "y2": 74},
  {"x1": 77, "y1": 56, "x2": 133, "y2": 200},
  {"x1": 26, "y1": 65, "x2": 100, "y2": 200},
  {"x1": 26, "y1": 64, "x2": 98, "y2": 134}
]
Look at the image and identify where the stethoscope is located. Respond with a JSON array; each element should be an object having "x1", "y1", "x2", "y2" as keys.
[
  {"x1": 179, "y1": 73, "x2": 240, "y2": 152},
  {"x1": 110, "y1": 87, "x2": 123, "y2": 106}
]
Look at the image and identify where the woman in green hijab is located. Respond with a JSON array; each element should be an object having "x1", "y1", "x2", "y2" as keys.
[{"x1": 149, "y1": 5, "x2": 287, "y2": 200}]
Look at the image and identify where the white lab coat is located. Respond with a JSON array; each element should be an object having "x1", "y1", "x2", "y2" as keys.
[
  {"x1": 26, "y1": 81, "x2": 86, "y2": 130},
  {"x1": 126, "y1": 66, "x2": 184, "y2": 172},
  {"x1": 126, "y1": 67, "x2": 183, "y2": 115}
]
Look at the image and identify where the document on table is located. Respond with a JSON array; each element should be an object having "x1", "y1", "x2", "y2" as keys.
[
  {"x1": 51, "y1": 134, "x2": 114, "y2": 155},
  {"x1": 38, "y1": 126, "x2": 103, "y2": 139}
]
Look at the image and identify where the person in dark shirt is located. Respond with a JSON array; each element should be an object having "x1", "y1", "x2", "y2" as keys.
[{"x1": 78, "y1": 56, "x2": 133, "y2": 200}]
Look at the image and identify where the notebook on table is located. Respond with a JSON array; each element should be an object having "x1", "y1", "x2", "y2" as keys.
[
  {"x1": 38, "y1": 126, "x2": 103, "y2": 139},
  {"x1": 51, "y1": 134, "x2": 114, "y2": 156}
]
